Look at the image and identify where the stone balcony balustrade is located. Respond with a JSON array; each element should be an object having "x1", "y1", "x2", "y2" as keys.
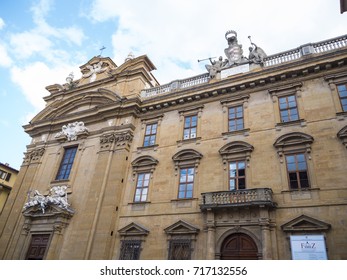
[
  {"x1": 140, "y1": 34, "x2": 347, "y2": 99},
  {"x1": 200, "y1": 188, "x2": 276, "y2": 210}
]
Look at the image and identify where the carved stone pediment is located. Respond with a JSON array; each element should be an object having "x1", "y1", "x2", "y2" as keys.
[
  {"x1": 164, "y1": 220, "x2": 200, "y2": 235},
  {"x1": 281, "y1": 215, "x2": 331, "y2": 232},
  {"x1": 118, "y1": 222, "x2": 149, "y2": 237}
]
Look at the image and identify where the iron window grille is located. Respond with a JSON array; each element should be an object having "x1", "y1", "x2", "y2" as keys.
[
  {"x1": 119, "y1": 240, "x2": 142, "y2": 260},
  {"x1": 168, "y1": 239, "x2": 192, "y2": 260}
]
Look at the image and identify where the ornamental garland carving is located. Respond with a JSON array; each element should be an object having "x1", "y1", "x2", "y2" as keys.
[{"x1": 55, "y1": 121, "x2": 89, "y2": 141}]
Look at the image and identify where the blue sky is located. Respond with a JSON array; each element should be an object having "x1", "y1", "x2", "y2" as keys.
[{"x1": 0, "y1": 0, "x2": 346, "y2": 170}]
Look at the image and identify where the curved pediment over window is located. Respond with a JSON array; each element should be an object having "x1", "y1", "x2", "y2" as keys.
[
  {"x1": 131, "y1": 155, "x2": 159, "y2": 173},
  {"x1": 273, "y1": 132, "x2": 314, "y2": 149},
  {"x1": 219, "y1": 141, "x2": 254, "y2": 156},
  {"x1": 172, "y1": 149, "x2": 203, "y2": 174},
  {"x1": 172, "y1": 149, "x2": 203, "y2": 162}
]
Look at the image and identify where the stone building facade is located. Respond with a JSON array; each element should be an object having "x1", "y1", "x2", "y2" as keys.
[
  {"x1": 0, "y1": 32, "x2": 347, "y2": 260},
  {"x1": 0, "y1": 163, "x2": 18, "y2": 214}
]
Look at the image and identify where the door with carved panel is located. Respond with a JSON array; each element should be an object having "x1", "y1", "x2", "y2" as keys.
[
  {"x1": 220, "y1": 233, "x2": 259, "y2": 260},
  {"x1": 26, "y1": 234, "x2": 50, "y2": 260}
]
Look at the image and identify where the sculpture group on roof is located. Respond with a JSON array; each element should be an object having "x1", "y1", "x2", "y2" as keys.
[{"x1": 205, "y1": 30, "x2": 267, "y2": 79}]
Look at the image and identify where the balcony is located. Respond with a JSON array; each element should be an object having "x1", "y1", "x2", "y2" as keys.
[{"x1": 200, "y1": 188, "x2": 276, "y2": 210}]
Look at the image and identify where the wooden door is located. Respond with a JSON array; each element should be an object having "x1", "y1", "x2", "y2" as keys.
[
  {"x1": 26, "y1": 234, "x2": 50, "y2": 260},
  {"x1": 220, "y1": 233, "x2": 259, "y2": 260}
]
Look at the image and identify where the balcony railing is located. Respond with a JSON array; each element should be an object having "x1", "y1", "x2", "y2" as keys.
[
  {"x1": 200, "y1": 188, "x2": 276, "y2": 210},
  {"x1": 140, "y1": 73, "x2": 210, "y2": 99},
  {"x1": 141, "y1": 35, "x2": 347, "y2": 99},
  {"x1": 264, "y1": 34, "x2": 347, "y2": 67}
]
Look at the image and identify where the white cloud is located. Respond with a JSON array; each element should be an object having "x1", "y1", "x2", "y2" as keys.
[
  {"x1": 11, "y1": 62, "x2": 81, "y2": 112},
  {"x1": 9, "y1": 0, "x2": 85, "y2": 62},
  {"x1": 10, "y1": 32, "x2": 53, "y2": 59},
  {"x1": 0, "y1": 17, "x2": 5, "y2": 30},
  {"x1": 0, "y1": 43, "x2": 12, "y2": 67},
  {"x1": 88, "y1": 0, "x2": 347, "y2": 84}
]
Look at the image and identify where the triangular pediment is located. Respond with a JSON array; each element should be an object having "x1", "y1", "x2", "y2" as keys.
[
  {"x1": 164, "y1": 220, "x2": 200, "y2": 235},
  {"x1": 118, "y1": 222, "x2": 150, "y2": 237},
  {"x1": 281, "y1": 215, "x2": 331, "y2": 232}
]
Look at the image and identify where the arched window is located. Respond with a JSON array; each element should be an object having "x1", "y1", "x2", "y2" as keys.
[
  {"x1": 131, "y1": 156, "x2": 158, "y2": 203},
  {"x1": 172, "y1": 149, "x2": 203, "y2": 199},
  {"x1": 219, "y1": 141, "x2": 254, "y2": 190},
  {"x1": 274, "y1": 132, "x2": 314, "y2": 190}
]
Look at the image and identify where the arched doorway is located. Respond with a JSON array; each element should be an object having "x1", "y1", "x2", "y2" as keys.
[{"x1": 220, "y1": 233, "x2": 259, "y2": 260}]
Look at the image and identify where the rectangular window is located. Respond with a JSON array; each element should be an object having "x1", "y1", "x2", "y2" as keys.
[
  {"x1": 143, "y1": 123, "x2": 157, "y2": 147},
  {"x1": 228, "y1": 106, "x2": 244, "y2": 132},
  {"x1": 55, "y1": 146, "x2": 77, "y2": 180},
  {"x1": 286, "y1": 154, "x2": 310, "y2": 189},
  {"x1": 178, "y1": 167, "x2": 194, "y2": 199},
  {"x1": 26, "y1": 234, "x2": 50, "y2": 260},
  {"x1": 337, "y1": 84, "x2": 347, "y2": 112},
  {"x1": 229, "y1": 161, "x2": 246, "y2": 190},
  {"x1": 279, "y1": 95, "x2": 299, "y2": 122},
  {"x1": 134, "y1": 173, "x2": 150, "y2": 202},
  {"x1": 119, "y1": 240, "x2": 141, "y2": 260},
  {"x1": 168, "y1": 239, "x2": 191, "y2": 260},
  {"x1": 0, "y1": 170, "x2": 10, "y2": 181},
  {"x1": 183, "y1": 115, "x2": 197, "y2": 139}
]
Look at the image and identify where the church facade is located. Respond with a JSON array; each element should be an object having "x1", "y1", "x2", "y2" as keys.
[{"x1": 0, "y1": 32, "x2": 347, "y2": 260}]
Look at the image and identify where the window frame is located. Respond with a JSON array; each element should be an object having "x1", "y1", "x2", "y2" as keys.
[
  {"x1": 178, "y1": 167, "x2": 195, "y2": 199},
  {"x1": 219, "y1": 141, "x2": 254, "y2": 191},
  {"x1": 131, "y1": 156, "x2": 158, "y2": 204},
  {"x1": 55, "y1": 146, "x2": 78, "y2": 181},
  {"x1": 177, "y1": 105, "x2": 203, "y2": 145},
  {"x1": 324, "y1": 73, "x2": 347, "y2": 117},
  {"x1": 143, "y1": 122, "x2": 158, "y2": 147},
  {"x1": 172, "y1": 149, "x2": 203, "y2": 200},
  {"x1": 134, "y1": 172, "x2": 151, "y2": 202},
  {"x1": 183, "y1": 115, "x2": 198, "y2": 140},
  {"x1": 273, "y1": 132, "x2": 315, "y2": 191},
  {"x1": 285, "y1": 153, "x2": 310, "y2": 190},
  {"x1": 337, "y1": 83, "x2": 347, "y2": 112},
  {"x1": 228, "y1": 105, "x2": 244, "y2": 132},
  {"x1": 139, "y1": 114, "x2": 163, "y2": 151},
  {"x1": 220, "y1": 94, "x2": 250, "y2": 138},
  {"x1": 278, "y1": 94, "x2": 299, "y2": 123},
  {"x1": 168, "y1": 239, "x2": 192, "y2": 260},
  {"x1": 268, "y1": 82, "x2": 306, "y2": 129},
  {"x1": 228, "y1": 160, "x2": 246, "y2": 190},
  {"x1": 119, "y1": 240, "x2": 142, "y2": 260}
]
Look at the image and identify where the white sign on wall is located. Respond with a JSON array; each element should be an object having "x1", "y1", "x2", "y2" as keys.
[{"x1": 290, "y1": 235, "x2": 328, "y2": 260}]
